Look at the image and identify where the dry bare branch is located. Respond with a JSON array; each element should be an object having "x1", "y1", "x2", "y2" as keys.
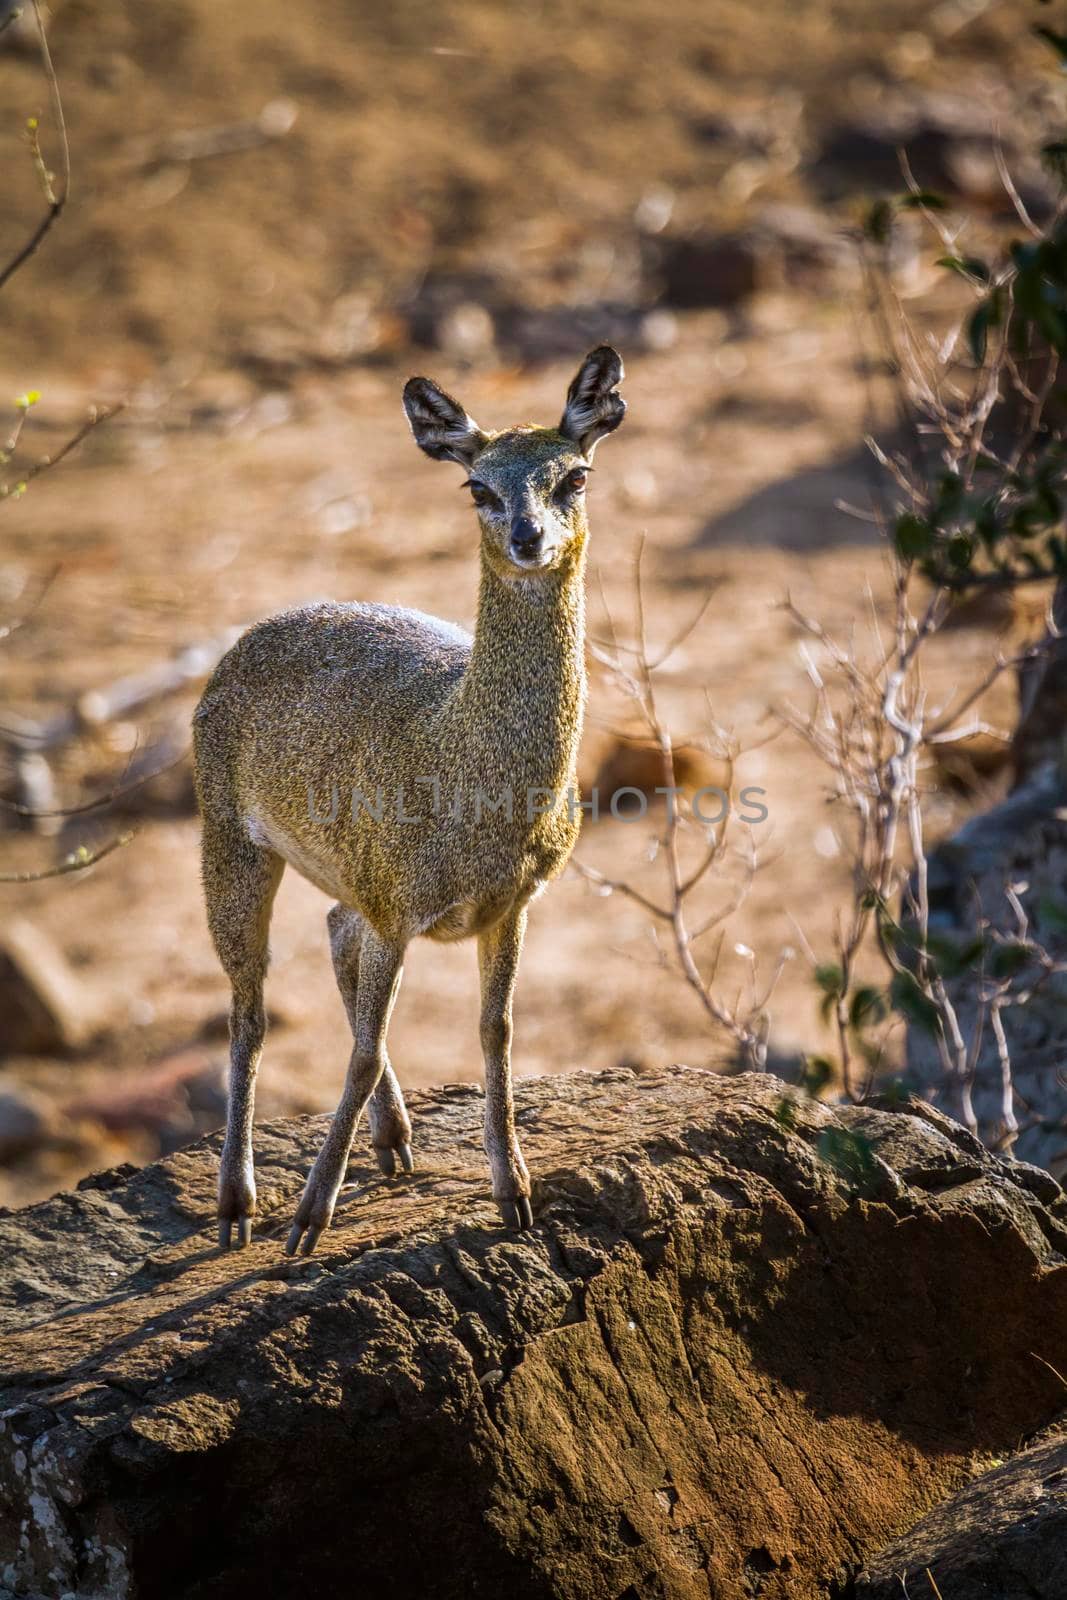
[
  {"x1": 575, "y1": 543, "x2": 784, "y2": 1069},
  {"x1": 0, "y1": 831, "x2": 133, "y2": 883},
  {"x1": 0, "y1": 0, "x2": 69, "y2": 293}
]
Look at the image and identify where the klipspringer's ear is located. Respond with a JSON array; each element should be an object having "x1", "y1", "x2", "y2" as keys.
[
  {"x1": 402, "y1": 377, "x2": 489, "y2": 468},
  {"x1": 559, "y1": 345, "x2": 626, "y2": 456}
]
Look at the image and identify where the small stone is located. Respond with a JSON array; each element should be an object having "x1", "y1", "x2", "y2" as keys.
[
  {"x1": 657, "y1": 232, "x2": 770, "y2": 309},
  {"x1": 436, "y1": 303, "x2": 496, "y2": 363},
  {"x1": 0, "y1": 920, "x2": 96, "y2": 1056},
  {"x1": 0, "y1": 1088, "x2": 51, "y2": 1161}
]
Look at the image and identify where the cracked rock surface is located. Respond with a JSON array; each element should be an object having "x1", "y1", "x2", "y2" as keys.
[{"x1": 1, "y1": 1067, "x2": 1066, "y2": 1600}]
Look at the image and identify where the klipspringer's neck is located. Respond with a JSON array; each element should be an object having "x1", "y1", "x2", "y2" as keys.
[{"x1": 459, "y1": 539, "x2": 588, "y2": 791}]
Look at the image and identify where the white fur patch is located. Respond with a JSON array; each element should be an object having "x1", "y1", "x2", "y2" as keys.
[{"x1": 245, "y1": 811, "x2": 351, "y2": 902}]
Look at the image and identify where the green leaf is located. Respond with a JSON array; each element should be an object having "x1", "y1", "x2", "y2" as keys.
[
  {"x1": 817, "y1": 1127, "x2": 880, "y2": 1190},
  {"x1": 863, "y1": 198, "x2": 893, "y2": 245},
  {"x1": 889, "y1": 971, "x2": 942, "y2": 1037},
  {"x1": 936, "y1": 255, "x2": 990, "y2": 282},
  {"x1": 879, "y1": 913, "x2": 915, "y2": 963},
  {"x1": 849, "y1": 985, "x2": 887, "y2": 1031},
  {"x1": 969, "y1": 286, "x2": 1004, "y2": 366},
  {"x1": 1036, "y1": 485, "x2": 1061, "y2": 525},
  {"x1": 814, "y1": 963, "x2": 844, "y2": 1024},
  {"x1": 969, "y1": 304, "x2": 991, "y2": 365},
  {"x1": 935, "y1": 471, "x2": 964, "y2": 518},
  {"x1": 899, "y1": 190, "x2": 948, "y2": 211},
  {"x1": 894, "y1": 512, "x2": 934, "y2": 560},
  {"x1": 1010, "y1": 239, "x2": 1043, "y2": 275},
  {"x1": 800, "y1": 1055, "x2": 835, "y2": 1097},
  {"x1": 1037, "y1": 894, "x2": 1067, "y2": 936},
  {"x1": 972, "y1": 502, "x2": 998, "y2": 547},
  {"x1": 814, "y1": 963, "x2": 844, "y2": 997},
  {"x1": 774, "y1": 1095, "x2": 798, "y2": 1131},
  {"x1": 947, "y1": 532, "x2": 976, "y2": 570},
  {"x1": 1012, "y1": 489, "x2": 1061, "y2": 536},
  {"x1": 922, "y1": 932, "x2": 986, "y2": 980},
  {"x1": 988, "y1": 941, "x2": 1032, "y2": 980},
  {"x1": 1036, "y1": 302, "x2": 1067, "y2": 354}
]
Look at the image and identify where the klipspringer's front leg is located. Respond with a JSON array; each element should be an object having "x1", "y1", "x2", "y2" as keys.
[
  {"x1": 286, "y1": 928, "x2": 405, "y2": 1256},
  {"x1": 215, "y1": 998, "x2": 262, "y2": 1248},
  {"x1": 478, "y1": 906, "x2": 532, "y2": 1231},
  {"x1": 218, "y1": 986, "x2": 265, "y2": 1250}
]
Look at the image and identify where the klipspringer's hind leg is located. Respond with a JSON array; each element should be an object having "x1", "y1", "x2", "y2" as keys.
[
  {"x1": 203, "y1": 821, "x2": 284, "y2": 1250},
  {"x1": 286, "y1": 924, "x2": 405, "y2": 1256},
  {"x1": 478, "y1": 906, "x2": 533, "y2": 1231},
  {"x1": 327, "y1": 904, "x2": 414, "y2": 1175}
]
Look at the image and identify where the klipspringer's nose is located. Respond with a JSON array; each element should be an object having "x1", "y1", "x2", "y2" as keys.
[{"x1": 510, "y1": 515, "x2": 544, "y2": 562}]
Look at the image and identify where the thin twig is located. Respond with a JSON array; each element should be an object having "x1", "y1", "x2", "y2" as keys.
[
  {"x1": 0, "y1": 831, "x2": 133, "y2": 883},
  {"x1": 0, "y1": 744, "x2": 189, "y2": 818},
  {"x1": 0, "y1": 0, "x2": 70, "y2": 293},
  {"x1": 577, "y1": 541, "x2": 778, "y2": 1069},
  {"x1": 0, "y1": 403, "x2": 125, "y2": 502},
  {"x1": 1030, "y1": 1351, "x2": 1067, "y2": 1391},
  {"x1": 993, "y1": 137, "x2": 1042, "y2": 240}
]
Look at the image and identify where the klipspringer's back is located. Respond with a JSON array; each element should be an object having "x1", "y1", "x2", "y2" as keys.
[{"x1": 193, "y1": 600, "x2": 470, "y2": 826}]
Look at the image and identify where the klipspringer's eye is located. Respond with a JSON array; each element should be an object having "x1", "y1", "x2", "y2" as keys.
[
  {"x1": 557, "y1": 467, "x2": 587, "y2": 498},
  {"x1": 469, "y1": 481, "x2": 501, "y2": 511}
]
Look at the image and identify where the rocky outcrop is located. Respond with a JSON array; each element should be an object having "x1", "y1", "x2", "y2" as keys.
[
  {"x1": 857, "y1": 1428, "x2": 1067, "y2": 1599},
  {"x1": 915, "y1": 765, "x2": 1067, "y2": 1174},
  {"x1": 1, "y1": 1068, "x2": 1066, "y2": 1600}
]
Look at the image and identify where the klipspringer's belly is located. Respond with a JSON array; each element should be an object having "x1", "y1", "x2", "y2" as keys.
[
  {"x1": 245, "y1": 805, "x2": 576, "y2": 942},
  {"x1": 245, "y1": 811, "x2": 354, "y2": 903},
  {"x1": 419, "y1": 827, "x2": 574, "y2": 941},
  {"x1": 420, "y1": 878, "x2": 551, "y2": 943}
]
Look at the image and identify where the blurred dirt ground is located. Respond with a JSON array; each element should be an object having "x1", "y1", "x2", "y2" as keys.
[{"x1": 0, "y1": 0, "x2": 1054, "y2": 1203}]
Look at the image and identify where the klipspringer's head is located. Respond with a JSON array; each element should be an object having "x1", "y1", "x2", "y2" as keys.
[{"x1": 402, "y1": 346, "x2": 625, "y2": 578}]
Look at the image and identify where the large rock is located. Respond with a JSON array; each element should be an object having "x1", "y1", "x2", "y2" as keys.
[
  {"x1": 914, "y1": 763, "x2": 1067, "y2": 1175},
  {"x1": 1, "y1": 1069, "x2": 1066, "y2": 1600},
  {"x1": 857, "y1": 1429, "x2": 1067, "y2": 1599}
]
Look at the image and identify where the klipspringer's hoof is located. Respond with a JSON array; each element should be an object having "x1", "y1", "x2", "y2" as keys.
[
  {"x1": 218, "y1": 1214, "x2": 254, "y2": 1251},
  {"x1": 375, "y1": 1141, "x2": 415, "y2": 1177},
  {"x1": 284, "y1": 1221, "x2": 326, "y2": 1257},
  {"x1": 217, "y1": 1169, "x2": 256, "y2": 1251},
  {"x1": 498, "y1": 1196, "x2": 534, "y2": 1231},
  {"x1": 284, "y1": 1178, "x2": 339, "y2": 1257}
]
